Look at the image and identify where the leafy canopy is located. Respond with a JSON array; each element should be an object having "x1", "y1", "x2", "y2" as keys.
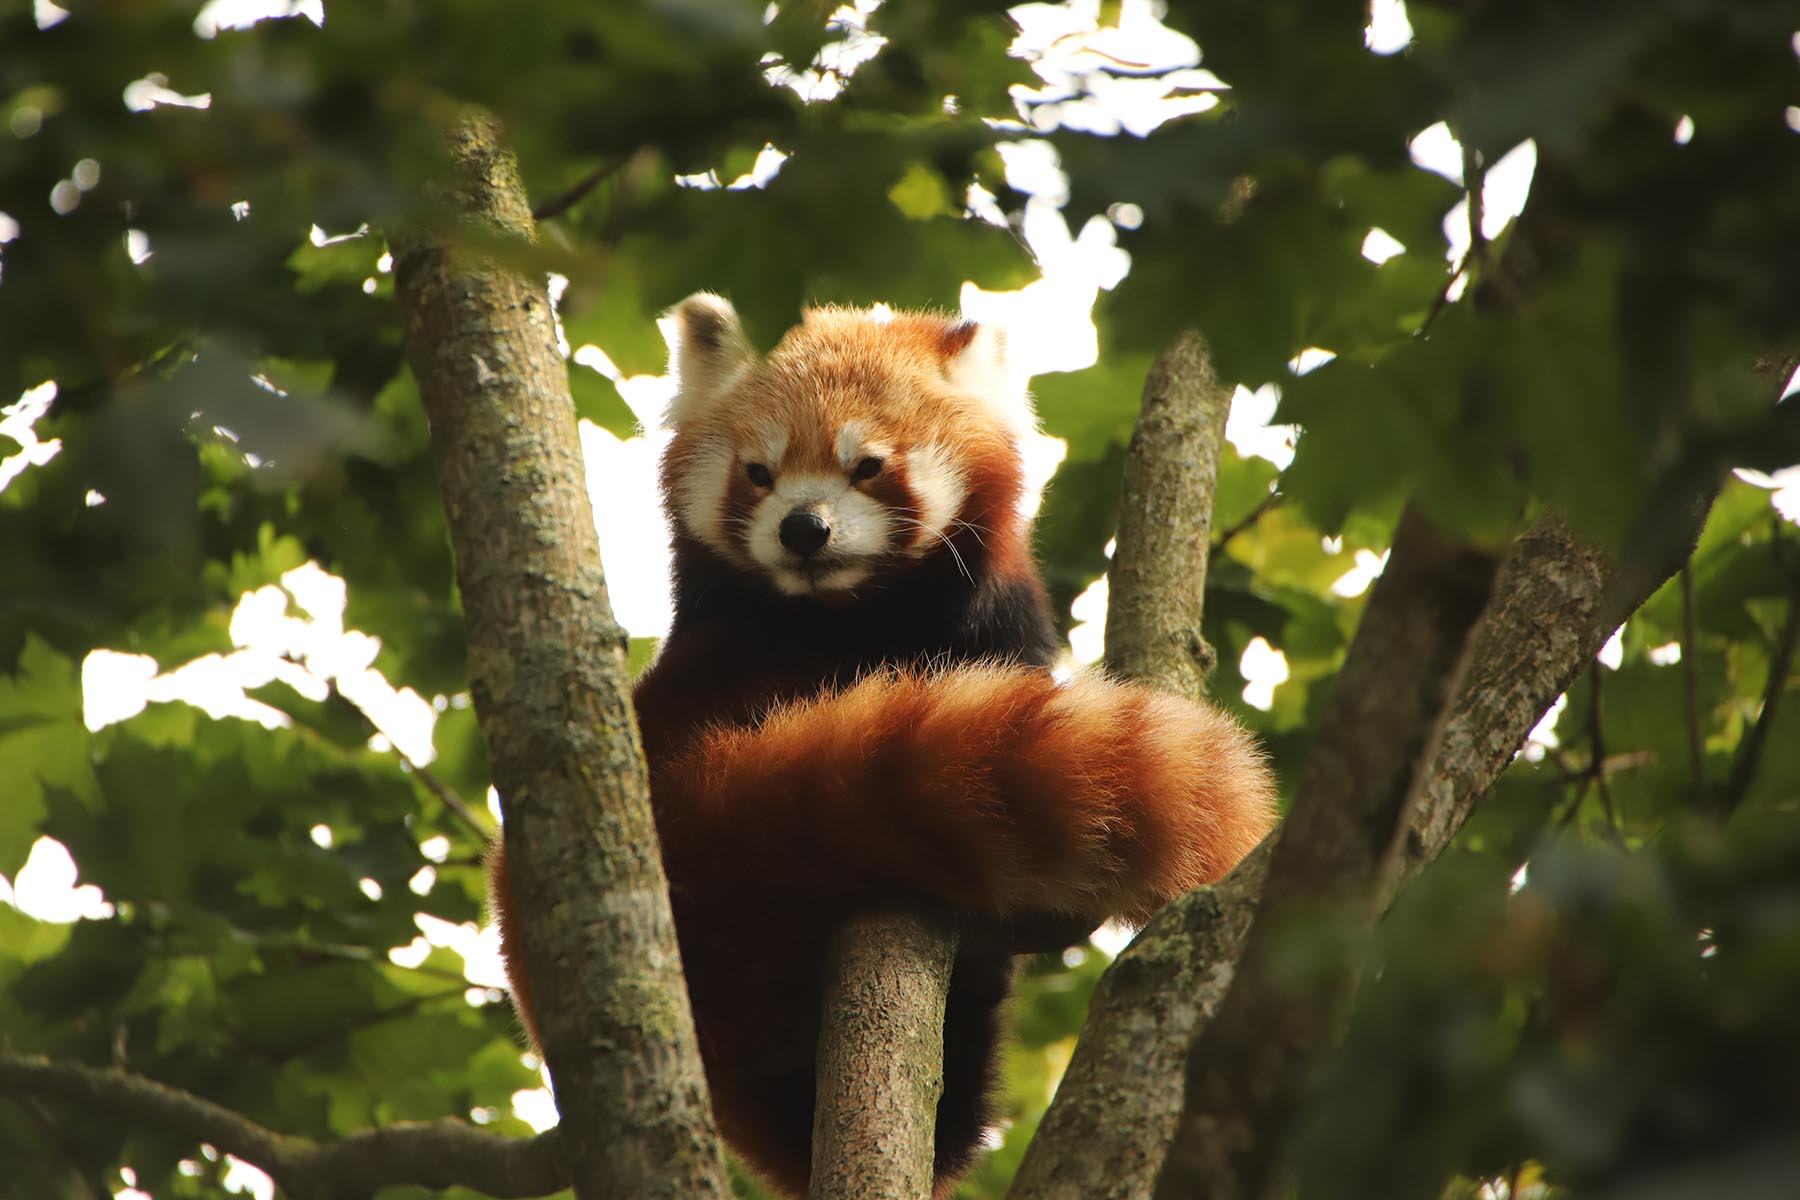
[{"x1": 2, "y1": 1, "x2": 1798, "y2": 1197}]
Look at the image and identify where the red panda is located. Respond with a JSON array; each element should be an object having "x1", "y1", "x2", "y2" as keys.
[{"x1": 488, "y1": 294, "x2": 1276, "y2": 1197}]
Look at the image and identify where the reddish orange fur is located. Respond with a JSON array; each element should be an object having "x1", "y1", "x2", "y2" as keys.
[
  {"x1": 655, "y1": 664, "x2": 1274, "y2": 925},
  {"x1": 486, "y1": 300, "x2": 1277, "y2": 1197}
]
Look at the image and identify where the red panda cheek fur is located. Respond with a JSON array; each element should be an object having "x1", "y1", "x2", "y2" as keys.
[{"x1": 486, "y1": 299, "x2": 1277, "y2": 1199}]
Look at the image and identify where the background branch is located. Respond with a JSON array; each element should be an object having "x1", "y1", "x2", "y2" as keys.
[
  {"x1": 0, "y1": 1052, "x2": 568, "y2": 1200},
  {"x1": 531, "y1": 159, "x2": 624, "y2": 222},
  {"x1": 1680, "y1": 560, "x2": 1711, "y2": 809}
]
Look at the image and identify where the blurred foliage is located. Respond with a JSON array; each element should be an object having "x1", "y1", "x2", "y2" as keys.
[{"x1": 1, "y1": 0, "x2": 1797, "y2": 1198}]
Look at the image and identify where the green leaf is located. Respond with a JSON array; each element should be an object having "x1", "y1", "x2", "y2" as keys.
[{"x1": 0, "y1": 637, "x2": 94, "y2": 873}]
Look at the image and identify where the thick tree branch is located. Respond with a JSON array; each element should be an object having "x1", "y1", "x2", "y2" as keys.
[
  {"x1": 1017, "y1": 510, "x2": 1714, "y2": 1200},
  {"x1": 1008, "y1": 844, "x2": 1271, "y2": 1200},
  {"x1": 0, "y1": 1052, "x2": 567, "y2": 1200},
  {"x1": 391, "y1": 110, "x2": 727, "y2": 1200},
  {"x1": 1155, "y1": 505, "x2": 1497, "y2": 1200},
  {"x1": 810, "y1": 912, "x2": 957, "y2": 1200},
  {"x1": 1396, "y1": 517, "x2": 1613, "y2": 885},
  {"x1": 1103, "y1": 330, "x2": 1236, "y2": 695},
  {"x1": 1006, "y1": 330, "x2": 1238, "y2": 1199},
  {"x1": 1000, "y1": 268, "x2": 1725, "y2": 1200}
]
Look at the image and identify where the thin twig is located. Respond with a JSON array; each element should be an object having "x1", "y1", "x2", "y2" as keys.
[
  {"x1": 341, "y1": 685, "x2": 491, "y2": 838},
  {"x1": 1209, "y1": 489, "x2": 1285, "y2": 558},
  {"x1": 1416, "y1": 266, "x2": 1469, "y2": 339},
  {"x1": 530, "y1": 159, "x2": 624, "y2": 222},
  {"x1": 1720, "y1": 536, "x2": 1800, "y2": 814},
  {"x1": 407, "y1": 760, "x2": 492, "y2": 838},
  {"x1": 15, "y1": 1095, "x2": 112, "y2": 1200},
  {"x1": 1548, "y1": 747, "x2": 1592, "y2": 831},
  {"x1": 1587, "y1": 663, "x2": 1621, "y2": 835},
  {"x1": 1462, "y1": 135, "x2": 1487, "y2": 275},
  {"x1": 1679, "y1": 560, "x2": 1709, "y2": 808}
]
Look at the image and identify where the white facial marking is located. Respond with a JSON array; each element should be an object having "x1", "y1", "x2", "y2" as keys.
[
  {"x1": 903, "y1": 445, "x2": 969, "y2": 555},
  {"x1": 769, "y1": 564, "x2": 874, "y2": 596},
  {"x1": 836, "y1": 423, "x2": 893, "y2": 474},
  {"x1": 836, "y1": 422, "x2": 868, "y2": 470},
  {"x1": 676, "y1": 436, "x2": 735, "y2": 548},
  {"x1": 744, "y1": 473, "x2": 895, "y2": 594},
  {"x1": 751, "y1": 421, "x2": 788, "y2": 469}
]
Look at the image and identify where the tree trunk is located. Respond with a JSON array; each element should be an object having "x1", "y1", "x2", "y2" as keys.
[{"x1": 392, "y1": 109, "x2": 727, "y2": 1200}]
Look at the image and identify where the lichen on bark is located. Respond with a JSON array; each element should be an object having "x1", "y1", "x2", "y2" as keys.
[{"x1": 391, "y1": 109, "x2": 727, "y2": 1200}]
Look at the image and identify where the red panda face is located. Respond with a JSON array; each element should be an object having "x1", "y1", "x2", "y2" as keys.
[{"x1": 659, "y1": 296, "x2": 1034, "y2": 598}]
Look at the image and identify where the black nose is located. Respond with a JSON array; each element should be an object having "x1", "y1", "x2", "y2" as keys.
[{"x1": 779, "y1": 511, "x2": 831, "y2": 557}]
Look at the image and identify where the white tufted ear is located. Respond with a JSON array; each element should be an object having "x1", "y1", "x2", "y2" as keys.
[
  {"x1": 941, "y1": 320, "x2": 1036, "y2": 440},
  {"x1": 665, "y1": 292, "x2": 754, "y2": 426}
]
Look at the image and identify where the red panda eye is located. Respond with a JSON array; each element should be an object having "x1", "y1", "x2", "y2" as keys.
[
  {"x1": 852, "y1": 456, "x2": 884, "y2": 482},
  {"x1": 746, "y1": 463, "x2": 774, "y2": 488}
]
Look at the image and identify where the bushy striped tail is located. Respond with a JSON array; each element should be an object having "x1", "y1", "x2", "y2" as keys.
[{"x1": 653, "y1": 663, "x2": 1277, "y2": 926}]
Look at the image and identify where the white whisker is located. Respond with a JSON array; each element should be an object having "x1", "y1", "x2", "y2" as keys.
[{"x1": 895, "y1": 516, "x2": 974, "y2": 585}]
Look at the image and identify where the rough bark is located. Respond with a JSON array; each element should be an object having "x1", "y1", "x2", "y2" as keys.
[
  {"x1": 1103, "y1": 331, "x2": 1236, "y2": 695},
  {"x1": 1396, "y1": 517, "x2": 1611, "y2": 890},
  {"x1": 0, "y1": 1052, "x2": 567, "y2": 1200},
  {"x1": 390, "y1": 111, "x2": 727, "y2": 1200},
  {"x1": 1154, "y1": 505, "x2": 1498, "y2": 1200},
  {"x1": 1008, "y1": 844, "x2": 1271, "y2": 1200},
  {"x1": 810, "y1": 912, "x2": 958, "y2": 1200},
  {"x1": 1008, "y1": 330, "x2": 1240, "y2": 1199},
  {"x1": 1010, "y1": 510, "x2": 1700, "y2": 1200}
]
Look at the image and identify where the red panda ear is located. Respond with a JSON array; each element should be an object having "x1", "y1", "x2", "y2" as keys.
[
  {"x1": 666, "y1": 292, "x2": 754, "y2": 425},
  {"x1": 936, "y1": 320, "x2": 981, "y2": 360},
  {"x1": 940, "y1": 318, "x2": 1037, "y2": 439}
]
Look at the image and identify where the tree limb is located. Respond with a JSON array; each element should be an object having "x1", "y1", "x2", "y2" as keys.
[
  {"x1": 810, "y1": 912, "x2": 958, "y2": 1200},
  {"x1": 1102, "y1": 329, "x2": 1237, "y2": 695},
  {"x1": 1155, "y1": 505, "x2": 1498, "y2": 1200},
  {"x1": 0, "y1": 1052, "x2": 568, "y2": 1200},
  {"x1": 1016, "y1": 501, "x2": 1706, "y2": 1199},
  {"x1": 1007, "y1": 843, "x2": 1272, "y2": 1200},
  {"x1": 391, "y1": 109, "x2": 727, "y2": 1200},
  {"x1": 1002, "y1": 250, "x2": 1699, "y2": 1200},
  {"x1": 1008, "y1": 330, "x2": 1238, "y2": 1199}
]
